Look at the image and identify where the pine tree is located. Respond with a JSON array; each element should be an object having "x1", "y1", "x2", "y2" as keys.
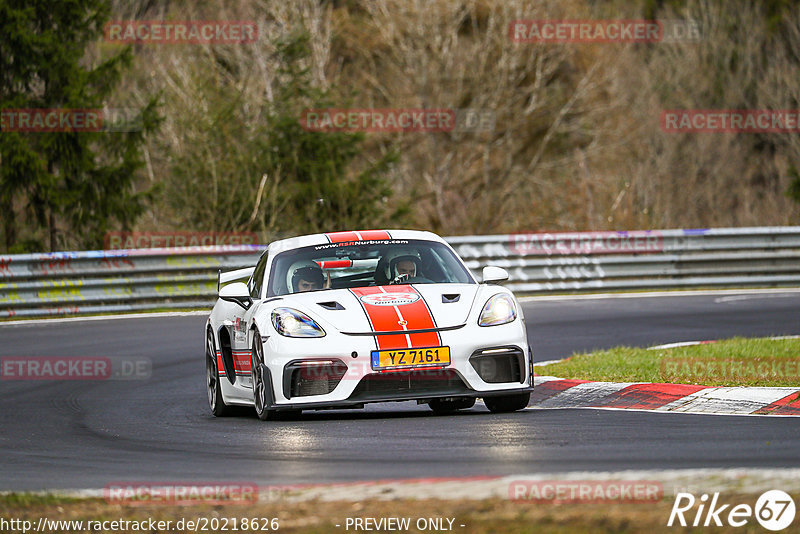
[
  {"x1": 0, "y1": 0, "x2": 160, "y2": 252},
  {"x1": 168, "y1": 32, "x2": 404, "y2": 237}
]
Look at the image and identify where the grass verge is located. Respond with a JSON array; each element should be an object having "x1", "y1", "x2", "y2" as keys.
[{"x1": 536, "y1": 337, "x2": 800, "y2": 387}]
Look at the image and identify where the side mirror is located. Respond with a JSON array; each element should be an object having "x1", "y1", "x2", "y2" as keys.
[
  {"x1": 481, "y1": 266, "x2": 509, "y2": 284},
  {"x1": 219, "y1": 282, "x2": 252, "y2": 310}
]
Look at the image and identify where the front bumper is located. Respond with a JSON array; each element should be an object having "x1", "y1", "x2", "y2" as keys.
[
  {"x1": 259, "y1": 319, "x2": 532, "y2": 409},
  {"x1": 266, "y1": 385, "x2": 535, "y2": 412}
]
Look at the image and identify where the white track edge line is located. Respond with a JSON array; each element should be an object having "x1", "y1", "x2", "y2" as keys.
[
  {"x1": 525, "y1": 405, "x2": 800, "y2": 417},
  {"x1": 519, "y1": 287, "x2": 800, "y2": 302}
]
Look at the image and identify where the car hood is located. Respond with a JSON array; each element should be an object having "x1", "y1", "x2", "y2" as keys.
[{"x1": 269, "y1": 284, "x2": 481, "y2": 334}]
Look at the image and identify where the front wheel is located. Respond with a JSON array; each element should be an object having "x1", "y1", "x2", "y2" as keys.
[
  {"x1": 251, "y1": 331, "x2": 301, "y2": 421},
  {"x1": 251, "y1": 330, "x2": 273, "y2": 421},
  {"x1": 484, "y1": 392, "x2": 530, "y2": 413},
  {"x1": 207, "y1": 329, "x2": 232, "y2": 417}
]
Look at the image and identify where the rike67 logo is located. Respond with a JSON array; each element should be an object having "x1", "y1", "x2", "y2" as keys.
[{"x1": 668, "y1": 490, "x2": 796, "y2": 531}]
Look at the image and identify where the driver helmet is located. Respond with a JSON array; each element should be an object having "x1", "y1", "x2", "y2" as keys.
[
  {"x1": 382, "y1": 248, "x2": 422, "y2": 281},
  {"x1": 286, "y1": 260, "x2": 324, "y2": 292}
]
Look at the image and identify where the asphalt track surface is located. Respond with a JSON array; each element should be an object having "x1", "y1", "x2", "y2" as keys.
[{"x1": 1, "y1": 291, "x2": 799, "y2": 491}]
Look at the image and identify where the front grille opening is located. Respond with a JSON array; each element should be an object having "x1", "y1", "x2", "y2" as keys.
[
  {"x1": 469, "y1": 348, "x2": 524, "y2": 384},
  {"x1": 285, "y1": 360, "x2": 347, "y2": 398},
  {"x1": 351, "y1": 369, "x2": 467, "y2": 397}
]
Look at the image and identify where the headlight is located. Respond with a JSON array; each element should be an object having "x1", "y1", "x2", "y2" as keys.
[
  {"x1": 478, "y1": 294, "x2": 517, "y2": 326},
  {"x1": 271, "y1": 308, "x2": 326, "y2": 337}
]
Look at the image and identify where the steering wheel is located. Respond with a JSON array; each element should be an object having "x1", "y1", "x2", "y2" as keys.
[{"x1": 389, "y1": 274, "x2": 433, "y2": 285}]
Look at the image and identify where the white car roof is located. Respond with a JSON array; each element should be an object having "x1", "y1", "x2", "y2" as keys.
[{"x1": 267, "y1": 229, "x2": 446, "y2": 255}]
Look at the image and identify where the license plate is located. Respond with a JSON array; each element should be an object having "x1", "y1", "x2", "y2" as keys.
[{"x1": 371, "y1": 346, "x2": 450, "y2": 370}]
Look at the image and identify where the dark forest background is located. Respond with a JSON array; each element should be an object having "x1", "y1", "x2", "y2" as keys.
[{"x1": 2, "y1": 0, "x2": 799, "y2": 252}]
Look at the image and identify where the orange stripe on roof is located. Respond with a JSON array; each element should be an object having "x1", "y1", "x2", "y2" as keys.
[
  {"x1": 357, "y1": 230, "x2": 391, "y2": 240},
  {"x1": 326, "y1": 230, "x2": 390, "y2": 243}
]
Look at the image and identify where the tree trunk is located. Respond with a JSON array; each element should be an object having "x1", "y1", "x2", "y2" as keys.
[
  {"x1": 49, "y1": 207, "x2": 56, "y2": 251},
  {"x1": 1, "y1": 196, "x2": 15, "y2": 252}
]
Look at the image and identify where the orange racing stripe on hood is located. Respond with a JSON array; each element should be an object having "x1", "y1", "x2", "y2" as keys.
[{"x1": 350, "y1": 285, "x2": 441, "y2": 349}]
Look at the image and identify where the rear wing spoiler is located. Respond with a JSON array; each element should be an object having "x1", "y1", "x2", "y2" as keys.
[{"x1": 217, "y1": 266, "x2": 256, "y2": 292}]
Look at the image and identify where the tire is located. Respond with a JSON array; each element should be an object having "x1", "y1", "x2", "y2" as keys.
[
  {"x1": 250, "y1": 330, "x2": 301, "y2": 421},
  {"x1": 206, "y1": 329, "x2": 233, "y2": 417},
  {"x1": 251, "y1": 329, "x2": 273, "y2": 421},
  {"x1": 428, "y1": 397, "x2": 476, "y2": 414},
  {"x1": 484, "y1": 392, "x2": 531, "y2": 413}
]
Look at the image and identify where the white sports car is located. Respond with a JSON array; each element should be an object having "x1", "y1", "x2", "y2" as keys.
[{"x1": 205, "y1": 229, "x2": 533, "y2": 419}]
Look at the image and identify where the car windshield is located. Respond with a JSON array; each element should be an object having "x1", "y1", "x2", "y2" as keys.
[{"x1": 267, "y1": 239, "x2": 474, "y2": 296}]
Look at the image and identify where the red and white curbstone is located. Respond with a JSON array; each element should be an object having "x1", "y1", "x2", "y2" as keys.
[{"x1": 531, "y1": 376, "x2": 800, "y2": 416}]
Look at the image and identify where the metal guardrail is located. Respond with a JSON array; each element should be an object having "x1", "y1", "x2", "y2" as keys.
[
  {"x1": 1, "y1": 227, "x2": 799, "y2": 318},
  {"x1": 451, "y1": 227, "x2": 800, "y2": 294},
  {"x1": 0, "y1": 246, "x2": 263, "y2": 318}
]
